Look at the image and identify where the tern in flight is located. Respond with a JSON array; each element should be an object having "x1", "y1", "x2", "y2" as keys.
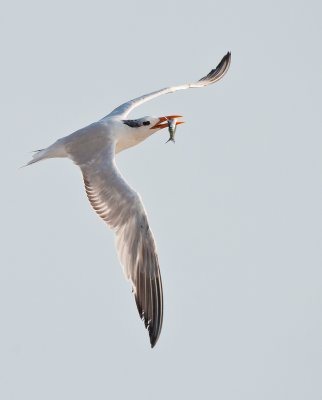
[{"x1": 27, "y1": 52, "x2": 231, "y2": 347}]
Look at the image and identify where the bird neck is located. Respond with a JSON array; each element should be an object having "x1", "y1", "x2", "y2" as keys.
[{"x1": 115, "y1": 126, "x2": 153, "y2": 154}]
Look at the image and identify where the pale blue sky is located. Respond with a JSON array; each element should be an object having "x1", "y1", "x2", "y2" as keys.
[{"x1": 1, "y1": 0, "x2": 322, "y2": 399}]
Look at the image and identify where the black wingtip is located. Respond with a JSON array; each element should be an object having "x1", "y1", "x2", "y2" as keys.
[
  {"x1": 133, "y1": 265, "x2": 163, "y2": 349},
  {"x1": 146, "y1": 315, "x2": 162, "y2": 348},
  {"x1": 149, "y1": 331, "x2": 159, "y2": 349},
  {"x1": 197, "y1": 51, "x2": 231, "y2": 85},
  {"x1": 135, "y1": 295, "x2": 162, "y2": 349},
  {"x1": 217, "y1": 51, "x2": 231, "y2": 69}
]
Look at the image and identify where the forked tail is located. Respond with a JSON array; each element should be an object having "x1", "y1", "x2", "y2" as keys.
[
  {"x1": 24, "y1": 140, "x2": 67, "y2": 167},
  {"x1": 25, "y1": 149, "x2": 48, "y2": 166}
]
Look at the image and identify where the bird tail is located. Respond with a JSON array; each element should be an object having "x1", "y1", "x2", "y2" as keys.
[
  {"x1": 24, "y1": 149, "x2": 49, "y2": 166},
  {"x1": 23, "y1": 140, "x2": 67, "y2": 167}
]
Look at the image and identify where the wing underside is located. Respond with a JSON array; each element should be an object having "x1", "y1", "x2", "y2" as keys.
[{"x1": 81, "y1": 152, "x2": 163, "y2": 347}]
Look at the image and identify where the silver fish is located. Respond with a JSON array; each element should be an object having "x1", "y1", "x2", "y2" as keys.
[{"x1": 166, "y1": 118, "x2": 177, "y2": 143}]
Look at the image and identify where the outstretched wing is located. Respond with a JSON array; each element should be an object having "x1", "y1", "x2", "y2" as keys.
[
  {"x1": 80, "y1": 145, "x2": 163, "y2": 348},
  {"x1": 106, "y1": 52, "x2": 231, "y2": 119}
]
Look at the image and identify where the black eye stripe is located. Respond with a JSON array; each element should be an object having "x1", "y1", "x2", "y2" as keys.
[
  {"x1": 123, "y1": 119, "x2": 150, "y2": 128},
  {"x1": 123, "y1": 120, "x2": 141, "y2": 128}
]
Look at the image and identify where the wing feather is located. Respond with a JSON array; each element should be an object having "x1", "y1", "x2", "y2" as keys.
[
  {"x1": 81, "y1": 149, "x2": 163, "y2": 347},
  {"x1": 105, "y1": 52, "x2": 231, "y2": 119}
]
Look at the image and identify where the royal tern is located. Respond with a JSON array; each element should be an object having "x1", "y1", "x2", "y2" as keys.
[{"x1": 27, "y1": 52, "x2": 231, "y2": 347}]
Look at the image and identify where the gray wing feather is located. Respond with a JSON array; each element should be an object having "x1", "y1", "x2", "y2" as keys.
[
  {"x1": 105, "y1": 52, "x2": 231, "y2": 119},
  {"x1": 80, "y1": 148, "x2": 163, "y2": 347}
]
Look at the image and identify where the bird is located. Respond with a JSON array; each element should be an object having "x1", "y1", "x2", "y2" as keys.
[{"x1": 26, "y1": 52, "x2": 231, "y2": 348}]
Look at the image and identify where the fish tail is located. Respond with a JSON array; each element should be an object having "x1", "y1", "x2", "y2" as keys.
[{"x1": 165, "y1": 138, "x2": 175, "y2": 144}]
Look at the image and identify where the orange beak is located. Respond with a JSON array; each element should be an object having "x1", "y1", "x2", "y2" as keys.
[{"x1": 150, "y1": 115, "x2": 185, "y2": 129}]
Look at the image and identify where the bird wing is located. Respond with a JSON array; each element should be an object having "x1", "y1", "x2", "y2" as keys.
[
  {"x1": 79, "y1": 144, "x2": 163, "y2": 348},
  {"x1": 106, "y1": 52, "x2": 231, "y2": 119}
]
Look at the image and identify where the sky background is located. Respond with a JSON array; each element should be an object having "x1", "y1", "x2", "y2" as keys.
[{"x1": 1, "y1": 0, "x2": 322, "y2": 399}]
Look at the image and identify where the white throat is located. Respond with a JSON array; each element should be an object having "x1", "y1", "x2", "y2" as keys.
[{"x1": 115, "y1": 123, "x2": 155, "y2": 154}]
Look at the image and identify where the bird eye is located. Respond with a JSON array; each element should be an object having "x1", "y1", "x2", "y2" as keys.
[{"x1": 143, "y1": 121, "x2": 150, "y2": 126}]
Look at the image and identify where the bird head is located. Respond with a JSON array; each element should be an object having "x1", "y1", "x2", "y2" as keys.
[{"x1": 119, "y1": 115, "x2": 185, "y2": 152}]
